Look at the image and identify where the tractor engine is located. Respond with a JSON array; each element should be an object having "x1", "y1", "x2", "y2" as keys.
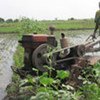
[
  {"x1": 19, "y1": 34, "x2": 57, "y2": 71},
  {"x1": 19, "y1": 33, "x2": 86, "y2": 73},
  {"x1": 14, "y1": 33, "x2": 100, "y2": 84}
]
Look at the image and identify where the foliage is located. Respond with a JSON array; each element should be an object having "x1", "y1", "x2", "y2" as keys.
[
  {"x1": 13, "y1": 45, "x2": 24, "y2": 67},
  {"x1": 14, "y1": 19, "x2": 19, "y2": 22},
  {"x1": 6, "y1": 19, "x2": 13, "y2": 23},
  {"x1": 0, "y1": 17, "x2": 5, "y2": 23},
  {"x1": 7, "y1": 60, "x2": 100, "y2": 100},
  {"x1": 0, "y1": 19, "x2": 94, "y2": 33},
  {"x1": 0, "y1": 22, "x2": 20, "y2": 33},
  {"x1": 78, "y1": 63, "x2": 100, "y2": 100},
  {"x1": 81, "y1": 83, "x2": 100, "y2": 100},
  {"x1": 20, "y1": 17, "x2": 45, "y2": 34},
  {"x1": 56, "y1": 70, "x2": 70, "y2": 79}
]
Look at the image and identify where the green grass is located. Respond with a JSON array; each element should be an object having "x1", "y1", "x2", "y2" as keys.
[
  {"x1": 40, "y1": 19, "x2": 95, "y2": 30},
  {"x1": 13, "y1": 44, "x2": 24, "y2": 67},
  {"x1": 0, "y1": 19, "x2": 95, "y2": 33},
  {"x1": 0, "y1": 22, "x2": 20, "y2": 33}
]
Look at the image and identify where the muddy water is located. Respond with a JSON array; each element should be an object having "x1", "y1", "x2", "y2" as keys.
[
  {"x1": 56, "y1": 29, "x2": 93, "y2": 47},
  {"x1": 0, "y1": 34, "x2": 18, "y2": 100}
]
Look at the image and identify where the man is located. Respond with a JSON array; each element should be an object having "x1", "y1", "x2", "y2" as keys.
[{"x1": 92, "y1": 2, "x2": 100, "y2": 39}]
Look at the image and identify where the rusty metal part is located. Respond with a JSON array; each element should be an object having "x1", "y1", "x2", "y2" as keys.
[
  {"x1": 56, "y1": 57, "x2": 78, "y2": 63},
  {"x1": 60, "y1": 37, "x2": 69, "y2": 48},
  {"x1": 32, "y1": 43, "x2": 52, "y2": 72},
  {"x1": 59, "y1": 49, "x2": 70, "y2": 58},
  {"x1": 77, "y1": 45, "x2": 85, "y2": 57},
  {"x1": 18, "y1": 33, "x2": 100, "y2": 78}
]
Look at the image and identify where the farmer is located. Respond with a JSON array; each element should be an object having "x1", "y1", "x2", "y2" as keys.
[{"x1": 92, "y1": 2, "x2": 100, "y2": 39}]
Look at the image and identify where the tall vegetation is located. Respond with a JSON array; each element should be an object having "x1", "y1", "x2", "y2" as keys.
[
  {"x1": 0, "y1": 17, "x2": 5, "y2": 23},
  {"x1": 20, "y1": 18, "x2": 46, "y2": 34}
]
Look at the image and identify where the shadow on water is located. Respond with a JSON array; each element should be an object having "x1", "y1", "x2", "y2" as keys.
[{"x1": 0, "y1": 34, "x2": 18, "y2": 100}]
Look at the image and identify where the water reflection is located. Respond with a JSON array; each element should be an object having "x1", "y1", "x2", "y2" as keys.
[{"x1": 0, "y1": 34, "x2": 18, "y2": 100}]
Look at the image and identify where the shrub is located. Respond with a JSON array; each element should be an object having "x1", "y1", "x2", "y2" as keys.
[
  {"x1": 6, "y1": 19, "x2": 13, "y2": 23},
  {"x1": 0, "y1": 17, "x2": 5, "y2": 23}
]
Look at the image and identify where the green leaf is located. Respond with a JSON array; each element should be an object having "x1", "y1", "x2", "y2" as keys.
[
  {"x1": 82, "y1": 83, "x2": 100, "y2": 100},
  {"x1": 39, "y1": 77, "x2": 54, "y2": 86},
  {"x1": 41, "y1": 72, "x2": 48, "y2": 77},
  {"x1": 93, "y1": 63, "x2": 100, "y2": 77},
  {"x1": 57, "y1": 70, "x2": 70, "y2": 79},
  {"x1": 72, "y1": 91, "x2": 83, "y2": 100},
  {"x1": 37, "y1": 87, "x2": 53, "y2": 92},
  {"x1": 26, "y1": 75, "x2": 36, "y2": 84}
]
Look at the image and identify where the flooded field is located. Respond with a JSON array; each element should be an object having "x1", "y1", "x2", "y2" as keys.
[
  {"x1": 55, "y1": 29, "x2": 93, "y2": 47},
  {"x1": 0, "y1": 34, "x2": 18, "y2": 100}
]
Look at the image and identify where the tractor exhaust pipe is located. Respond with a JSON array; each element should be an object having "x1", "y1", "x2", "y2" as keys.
[{"x1": 60, "y1": 33, "x2": 69, "y2": 48}]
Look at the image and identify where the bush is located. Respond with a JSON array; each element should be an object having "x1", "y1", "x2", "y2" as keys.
[
  {"x1": 20, "y1": 17, "x2": 45, "y2": 34},
  {"x1": 14, "y1": 19, "x2": 19, "y2": 22},
  {"x1": 0, "y1": 17, "x2": 5, "y2": 23},
  {"x1": 6, "y1": 19, "x2": 13, "y2": 23}
]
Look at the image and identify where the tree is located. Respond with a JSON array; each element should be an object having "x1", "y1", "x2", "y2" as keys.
[
  {"x1": 68, "y1": 17, "x2": 75, "y2": 20},
  {"x1": 14, "y1": 19, "x2": 19, "y2": 22},
  {"x1": 0, "y1": 18, "x2": 5, "y2": 23},
  {"x1": 6, "y1": 19, "x2": 13, "y2": 23}
]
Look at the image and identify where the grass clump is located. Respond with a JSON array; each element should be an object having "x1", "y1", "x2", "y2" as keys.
[{"x1": 13, "y1": 45, "x2": 24, "y2": 68}]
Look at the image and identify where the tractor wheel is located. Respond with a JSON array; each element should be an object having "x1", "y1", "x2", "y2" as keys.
[
  {"x1": 32, "y1": 44, "x2": 53, "y2": 72},
  {"x1": 77, "y1": 45, "x2": 85, "y2": 57}
]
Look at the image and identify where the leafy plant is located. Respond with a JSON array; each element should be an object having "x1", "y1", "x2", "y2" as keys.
[
  {"x1": 20, "y1": 17, "x2": 45, "y2": 34},
  {"x1": 81, "y1": 83, "x2": 100, "y2": 100},
  {"x1": 56, "y1": 70, "x2": 70, "y2": 79}
]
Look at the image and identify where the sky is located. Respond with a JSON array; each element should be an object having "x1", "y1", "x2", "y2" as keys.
[{"x1": 0, "y1": 0, "x2": 100, "y2": 20}]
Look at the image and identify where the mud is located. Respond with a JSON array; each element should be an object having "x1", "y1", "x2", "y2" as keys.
[{"x1": 0, "y1": 34, "x2": 18, "y2": 100}]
